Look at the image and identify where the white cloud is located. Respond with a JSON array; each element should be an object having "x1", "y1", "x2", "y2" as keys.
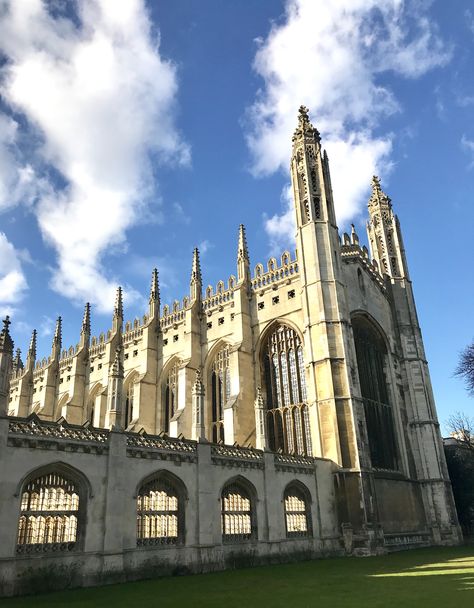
[
  {"x1": 0, "y1": 0, "x2": 189, "y2": 313},
  {"x1": 246, "y1": 0, "x2": 450, "y2": 250},
  {"x1": 0, "y1": 232, "x2": 28, "y2": 316}
]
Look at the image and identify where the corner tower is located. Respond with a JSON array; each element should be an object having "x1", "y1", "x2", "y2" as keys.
[{"x1": 290, "y1": 106, "x2": 357, "y2": 468}]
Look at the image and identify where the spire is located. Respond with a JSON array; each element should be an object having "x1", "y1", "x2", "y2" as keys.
[
  {"x1": 237, "y1": 224, "x2": 250, "y2": 283},
  {"x1": 369, "y1": 175, "x2": 392, "y2": 211},
  {"x1": 149, "y1": 268, "x2": 160, "y2": 319},
  {"x1": 51, "y1": 316, "x2": 62, "y2": 359},
  {"x1": 112, "y1": 286, "x2": 123, "y2": 334},
  {"x1": 190, "y1": 247, "x2": 202, "y2": 301},
  {"x1": 0, "y1": 316, "x2": 13, "y2": 355}
]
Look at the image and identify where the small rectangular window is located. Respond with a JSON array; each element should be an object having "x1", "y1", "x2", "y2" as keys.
[
  {"x1": 272, "y1": 296, "x2": 279, "y2": 305},
  {"x1": 163, "y1": 339, "x2": 168, "y2": 346},
  {"x1": 133, "y1": 350, "x2": 138, "y2": 356},
  {"x1": 207, "y1": 322, "x2": 212, "y2": 329},
  {"x1": 173, "y1": 335, "x2": 178, "y2": 342},
  {"x1": 218, "y1": 317, "x2": 224, "y2": 325},
  {"x1": 258, "y1": 302, "x2": 264, "y2": 310},
  {"x1": 288, "y1": 289, "x2": 295, "y2": 299}
]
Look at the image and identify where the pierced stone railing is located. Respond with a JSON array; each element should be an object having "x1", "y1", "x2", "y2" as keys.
[
  {"x1": 251, "y1": 260, "x2": 299, "y2": 291},
  {"x1": 8, "y1": 415, "x2": 110, "y2": 444},
  {"x1": 126, "y1": 432, "x2": 197, "y2": 453},
  {"x1": 274, "y1": 452, "x2": 315, "y2": 467},
  {"x1": 211, "y1": 444, "x2": 264, "y2": 462}
]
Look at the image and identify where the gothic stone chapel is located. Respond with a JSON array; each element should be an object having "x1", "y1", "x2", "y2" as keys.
[{"x1": 0, "y1": 107, "x2": 460, "y2": 595}]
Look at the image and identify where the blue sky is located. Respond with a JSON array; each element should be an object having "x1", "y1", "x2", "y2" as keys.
[{"x1": 0, "y1": 0, "x2": 473, "y2": 432}]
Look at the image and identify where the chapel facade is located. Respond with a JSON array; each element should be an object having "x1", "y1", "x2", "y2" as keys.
[{"x1": 0, "y1": 107, "x2": 460, "y2": 595}]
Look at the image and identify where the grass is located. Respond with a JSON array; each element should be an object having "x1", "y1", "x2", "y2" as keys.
[{"x1": 3, "y1": 546, "x2": 474, "y2": 607}]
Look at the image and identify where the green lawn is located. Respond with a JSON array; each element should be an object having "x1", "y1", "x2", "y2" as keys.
[{"x1": 3, "y1": 546, "x2": 474, "y2": 607}]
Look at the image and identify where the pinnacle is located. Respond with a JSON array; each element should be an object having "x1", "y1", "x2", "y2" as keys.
[
  {"x1": 293, "y1": 105, "x2": 320, "y2": 143},
  {"x1": 82, "y1": 303, "x2": 91, "y2": 334},
  {"x1": 237, "y1": 224, "x2": 249, "y2": 261},
  {"x1": 114, "y1": 286, "x2": 123, "y2": 318},
  {"x1": 53, "y1": 316, "x2": 62, "y2": 345},
  {"x1": 0, "y1": 315, "x2": 13, "y2": 354},
  {"x1": 28, "y1": 329, "x2": 37, "y2": 359},
  {"x1": 150, "y1": 268, "x2": 160, "y2": 303},
  {"x1": 191, "y1": 247, "x2": 202, "y2": 284}
]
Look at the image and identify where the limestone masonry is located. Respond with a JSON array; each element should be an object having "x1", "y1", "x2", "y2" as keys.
[{"x1": 0, "y1": 107, "x2": 460, "y2": 596}]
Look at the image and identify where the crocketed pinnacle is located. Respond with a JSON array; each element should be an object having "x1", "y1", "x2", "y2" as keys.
[
  {"x1": 52, "y1": 316, "x2": 62, "y2": 348},
  {"x1": 82, "y1": 303, "x2": 91, "y2": 335},
  {"x1": 369, "y1": 175, "x2": 392, "y2": 209},
  {"x1": 0, "y1": 316, "x2": 13, "y2": 354},
  {"x1": 149, "y1": 268, "x2": 160, "y2": 304},
  {"x1": 114, "y1": 286, "x2": 123, "y2": 319},
  {"x1": 292, "y1": 105, "x2": 320, "y2": 144},
  {"x1": 28, "y1": 329, "x2": 37, "y2": 361},
  {"x1": 190, "y1": 247, "x2": 202, "y2": 285},
  {"x1": 237, "y1": 224, "x2": 249, "y2": 263}
]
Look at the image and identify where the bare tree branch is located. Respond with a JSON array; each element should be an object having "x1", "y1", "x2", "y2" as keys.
[
  {"x1": 447, "y1": 411, "x2": 474, "y2": 452},
  {"x1": 455, "y1": 342, "x2": 474, "y2": 396}
]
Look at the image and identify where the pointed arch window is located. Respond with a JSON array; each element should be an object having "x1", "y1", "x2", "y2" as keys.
[
  {"x1": 284, "y1": 483, "x2": 312, "y2": 538},
  {"x1": 352, "y1": 317, "x2": 399, "y2": 471},
  {"x1": 136, "y1": 475, "x2": 185, "y2": 545},
  {"x1": 164, "y1": 361, "x2": 180, "y2": 433},
  {"x1": 211, "y1": 346, "x2": 230, "y2": 443},
  {"x1": 221, "y1": 480, "x2": 255, "y2": 542},
  {"x1": 17, "y1": 470, "x2": 84, "y2": 553},
  {"x1": 262, "y1": 325, "x2": 311, "y2": 455},
  {"x1": 124, "y1": 379, "x2": 136, "y2": 428}
]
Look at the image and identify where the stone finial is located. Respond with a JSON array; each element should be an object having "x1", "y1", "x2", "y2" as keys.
[
  {"x1": 0, "y1": 316, "x2": 14, "y2": 355},
  {"x1": 52, "y1": 316, "x2": 62, "y2": 348},
  {"x1": 12, "y1": 348, "x2": 23, "y2": 372},
  {"x1": 369, "y1": 175, "x2": 391, "y2": 209},
  {"x1": 192, "y1": 368, "x2": 204, "y2": 394},
  {"x1": 255, "y1": 386, "x2": 265, "y2": 408},
  {"x1": 237, "y1": 224, "x2": 250, "y2": 283},
  {"x1": 350, "y1": 224, "x2": 359, "y2": 246},
  {"x1": 292, "y1": 105, "x2": 320, "y2": 144},
  {"x1": 82, "y1": 303, "x2": 91, "y2": 335}
]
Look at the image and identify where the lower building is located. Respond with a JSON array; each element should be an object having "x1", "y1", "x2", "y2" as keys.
[{"x1": 0, "y1": 108, "x2": 460, "y2": 596}]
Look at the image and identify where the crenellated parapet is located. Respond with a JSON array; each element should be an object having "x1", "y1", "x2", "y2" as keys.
[
  {"x1": 340, "y1": 224, "x2": 386, "y2": 291},
  {"x1": 251, "y1": 251, "x2": 298, "y2": 292}
]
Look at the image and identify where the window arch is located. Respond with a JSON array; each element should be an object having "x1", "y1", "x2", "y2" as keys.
[
  {"x1": 163, "y1": 361, "x2": 180, "y2": 434},
  {"x1": 124, "y1": 376, "x2": 138, "y2": 428},
  {"x1": 136, "y1": 473, "x2": 186, "y2": 545},
  {"x1": 221, "y1": 478, "x2": 256, "y2": 542},
  {"x1": 16, "y1": 465, "x2": 87, "y2": 553},
  {"x1": 261, "y1": 324, "x2": 311, "y2": 455},
  {"x1": 211, "y1": 345, "x2": 230, "y2": 443},
  {"x1": 284, "y1": 482, "x2": 312, "y2": 538},
  {"x1": 352, "y1": 315, "x2": 398, "y2": 471}
]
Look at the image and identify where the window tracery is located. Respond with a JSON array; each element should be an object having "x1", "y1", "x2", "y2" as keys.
[
  {"x1": 262, "y1": 325, "x2": 312, "y2": 455},
  {"x1": 221, "y1": 481, "x2": 254, "y2": 542},
  {"x1": 17, "y1": 472, "x2": 81, "y2": 553},
  {"x1": 211, "y1": 346, "x2": 230, "y2": 443},
  {"x1": 164, "y1": 361, "x2": 179, "y2": 433},
  {"x1": 284, "y1": 484, "x2": 312, "y2": 538},
  {"x1": 136, "y1": 476, "x2": 184, "y2": 545}
]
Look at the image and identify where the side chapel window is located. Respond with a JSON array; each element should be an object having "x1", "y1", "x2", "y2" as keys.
[
  {"x1": 17, "y1": 471, "x2": 82, "y2": 553},
  {"x1": 136, "y1": 475, "x2": 184, "y2": 545},
  {"x1": 352, "y1": 317, "x2": 399, "y2": 471},
  {"x1": 221, "y1": 480, "x2": 255, "y2": 542},
  {"x1": 284, "y1": 483, "x2": 312, "y2": 538},
  {"x1": 164, "y1": 361, "x2": 180, "y2": 433},
  {"x1": 262, "y1": 325, "x2": 312, "y2": 455},
  {"x1": 211, "y1": 346, "x2": 231, "y2": 443}
]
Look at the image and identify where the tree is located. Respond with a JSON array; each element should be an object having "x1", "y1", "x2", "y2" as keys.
[
  {"x1": 447, "y1": 411, "x2": 474, "y2": 451},
  {"x1": 455, "y1": 342, "x2": 474, "y2": 396}
]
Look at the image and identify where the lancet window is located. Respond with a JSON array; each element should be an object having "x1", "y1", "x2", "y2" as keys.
[
  {"x1": 211, "y1": 346, "x2": 230, "y2": 443},
  {"x1": 352, "y1": 317, "x2": 399, "y2": 471},
  {"x1": 284, "y1": 483, "x2": 312, "y2": 538},
  {"x1": 124, "y1": 380, "x2": 136, "y2": 428},
  {"x1": 164, "y1": 361, "x2": 180, "y2": 433},
  {"x1": 221, "y1": 480, "x2": 255, "y2": 542},
  {"x1": 17, "y1": 471, "x2": 82, "y2": 553},
  {"x1": 262, "y1": 325, "x2": 312, "y2": 455},
  {"x1": 136, "y1": 475, "x2": 184, "y2": 545}
]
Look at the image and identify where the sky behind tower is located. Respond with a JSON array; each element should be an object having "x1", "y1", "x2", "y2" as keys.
[{"x1": 0, "y1": 0, "x2": 473, "y2": 431}]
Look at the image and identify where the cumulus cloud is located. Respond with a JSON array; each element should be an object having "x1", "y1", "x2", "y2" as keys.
[
  {"x1": 0, "y1": 0, "x2": 189, "y2": 313},
  {"x1": 247, "y1": 0, "x2": 450, "y2": 250},
  {"x1": 0, "y1": 232, "x2": 28, "y2": 316}
]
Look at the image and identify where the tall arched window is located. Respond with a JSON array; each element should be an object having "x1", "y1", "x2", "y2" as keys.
[
  {"x1": 124, "y1": 379, "x2": 136, "y2": 428},
  {"x1": 284, "y1": 483, "x2": 312, "y2": 538},
  {"x1": 352, "y1": 316, "x2": 398, "y2": 471},
  {"x1": 221, "y1": 479, "x2": 255, "y2": 542},
  {"x1": 164, "y1": 361, "x2": 180, "y2": 434},
  {"x1": 262, "y1": 325, "x2": 312, "y2": 455},
  {"x1": 211, "y1": 346, "x2": 230, "y2": 443},
  {"x1": 136, "y1": 474, "x2": 185, "y2": 545},
  {"x1": 17, "y1": 469, "x2": 85, "y2": 553}
]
